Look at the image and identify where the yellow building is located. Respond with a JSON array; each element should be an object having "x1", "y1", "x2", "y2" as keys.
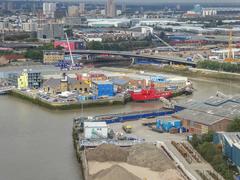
[
  {"x1": 43, "y1": 50, "x2": 64, "y2": 64},
  {"x1": 17, "y1": 71, "x2": 28, "y2": 89}
]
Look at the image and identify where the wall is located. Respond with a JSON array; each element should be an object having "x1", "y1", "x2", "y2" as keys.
[{"x1": 210, "y1": 119, "x2": 231, "y2": 132}]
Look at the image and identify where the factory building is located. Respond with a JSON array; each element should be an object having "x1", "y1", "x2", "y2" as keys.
[
  {"x1": 213, "y1": 132, "x2": 240, "y2": 169},
  {"x1": 174, "y1": 95, "x2": 240, "y2": 134}
]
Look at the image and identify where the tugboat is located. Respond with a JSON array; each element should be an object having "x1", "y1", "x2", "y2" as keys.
[{"x1": 129, "y1": 84, "x2": 173, "y2": 102}]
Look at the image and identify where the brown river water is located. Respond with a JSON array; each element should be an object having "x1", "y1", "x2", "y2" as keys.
[{"x1": 0, "y1": 78, "x2": 239, "y2": 180}]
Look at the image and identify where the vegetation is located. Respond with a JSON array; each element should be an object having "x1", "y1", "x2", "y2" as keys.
[
  {"x1": 197, "y1": 60, "x2": 240, "y2": 73},
  {"x1": 87, "y1": 40, "x2": 153, "y2": 51},
  {"x1": 24, "y1": 43, "x2": 55, "y2": 60},
  {"x1": 191, "y1": 131, "x2": 235, "y2": 180},
  {"x1": 227, "y1": 117, "x2": 240, "y2": 132},
  {"x1": 131, "y1": 64, "x2": 240, "y2": 82}
]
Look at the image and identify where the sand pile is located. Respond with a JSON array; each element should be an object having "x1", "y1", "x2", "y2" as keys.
[
  {"x1": 159, "y1": 169, "x2": 184, "y2": 180},
  {"x1": 127, "y1": 143, "x2": 175, "y2": 171},
  {"x1": 92, "y1": 165, "x2": 141, "y2": 180},
  {"x1": 86, "y1": 144, "x2": 129, "y2": 162}
]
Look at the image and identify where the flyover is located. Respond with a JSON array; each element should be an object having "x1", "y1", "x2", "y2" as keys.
[{"x1": 69, "y1": 50, "x2": 197, "y2": 67}]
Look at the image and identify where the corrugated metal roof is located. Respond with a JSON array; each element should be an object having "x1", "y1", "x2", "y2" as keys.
[
  {"x1": 174, "y1": 109, "x2": 224, "y2": 125},
  {"x1": 177, "y1": 95, "x2": 240, "y2": 120}
]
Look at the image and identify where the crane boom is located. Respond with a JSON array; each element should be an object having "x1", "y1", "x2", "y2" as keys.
[{"x1": 65, "y1": 32, "x2": 75, "y2": 66}]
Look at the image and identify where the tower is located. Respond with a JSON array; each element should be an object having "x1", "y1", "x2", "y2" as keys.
[{"x1": 106, "y1": 0, "x2": 116, "y2": 18}]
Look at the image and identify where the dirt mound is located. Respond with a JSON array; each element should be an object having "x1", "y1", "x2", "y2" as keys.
[
  {"x1": 86, "y1": 144, "x2": 129, "y2": 162},
  {"x1": 92, "y1": 165, "x2": 141, "y2": 180},
  {"x1": 159, "y1": 169, "x2": 184, "y2": 180},
  {"x1": 127, "y1": 143, "x2": 174, "y2": 171}
]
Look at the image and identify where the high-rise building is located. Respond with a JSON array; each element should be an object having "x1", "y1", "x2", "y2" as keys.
[
  {"x1": 43, "y1": 3, "x2": 56, "y2": 18},
  {"x1": 106, "y1": 0, "x2": 116, "y2": 18},
  {"x1": 37, "y1": 23, "x2": 64, "y2": 41},
  {"x1": 79, "y1": 2, "x2": 85, "y2": 15},
  {"x1": 68, "y1": 6, "x2": 79, "y2": 17}
]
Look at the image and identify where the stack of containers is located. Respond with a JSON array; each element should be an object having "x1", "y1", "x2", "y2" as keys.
[{"x1": 156, "y1": 119, "x2": 182, "y2": 132}]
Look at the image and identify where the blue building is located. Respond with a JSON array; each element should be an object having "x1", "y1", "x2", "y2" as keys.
[
  {"x1": 92, "y1": 81, "x2": 114, "y2": 97},
  {"x1": 213, "y1": 132, "x2": 240, "y2": 169}
]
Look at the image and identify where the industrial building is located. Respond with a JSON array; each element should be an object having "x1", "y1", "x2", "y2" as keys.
[
  {"x1": 213, "y1": 132, "x2": 240, "y2": 170},
  {"x1": 91, "y1": 81, "x2": 114, "y2": 97},
  {"x1": 54, "y1": 40, "x2": 86, "y2": 51},
  {"x1": 174, "y1": 95, "x2": 240, "y2": 134},
  {"x1": 8, "y1": 70, "x2": 42, "y2": 89}
]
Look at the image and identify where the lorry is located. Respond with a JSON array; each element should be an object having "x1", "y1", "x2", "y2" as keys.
[{"x1": 122, "y1": 125, "x2": 132, "y2": 133}]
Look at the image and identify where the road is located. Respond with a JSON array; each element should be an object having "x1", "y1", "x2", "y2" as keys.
[{"x1": 69, "y1": 50, "x2": 197, "y2": 66}]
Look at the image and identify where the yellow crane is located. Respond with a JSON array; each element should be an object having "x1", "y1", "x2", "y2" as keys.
[{"x1": 224, "y1": 30, "x2": 240, "y2": 63}]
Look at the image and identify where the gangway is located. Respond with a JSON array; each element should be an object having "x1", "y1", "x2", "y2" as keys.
[{"x1": 0, "y1": 86, "x2": 15, "y2": 94}]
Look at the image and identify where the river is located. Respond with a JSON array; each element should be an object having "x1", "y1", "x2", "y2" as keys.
[{"x1": 0, "y1": 78, "x2": 239, "y2": 180}]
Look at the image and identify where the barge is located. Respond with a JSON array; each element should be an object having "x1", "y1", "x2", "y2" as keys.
[{"x1": 74, "y1": 107, "x2": 179, "y2": 125}]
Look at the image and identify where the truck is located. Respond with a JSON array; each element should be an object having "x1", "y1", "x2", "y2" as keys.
[{"x1": 122, "y1": 125, "x2": 132, "y2": 133}]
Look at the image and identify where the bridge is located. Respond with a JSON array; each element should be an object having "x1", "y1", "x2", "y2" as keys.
[
  {"x1": 69, "y1": 50, "x2": 197, "y2": 67},
  {"x1": 0, "y1": 86, "x2": 15, "y2": 94}
]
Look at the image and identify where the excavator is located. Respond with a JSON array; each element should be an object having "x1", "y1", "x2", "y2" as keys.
[{"x1": 224, "y1": 30, "x2": 240, "y2": 63}]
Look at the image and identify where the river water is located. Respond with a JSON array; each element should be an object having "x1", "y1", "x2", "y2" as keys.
[{"x1": 0, "y1": 78, "x2": 239, "y2": 180}]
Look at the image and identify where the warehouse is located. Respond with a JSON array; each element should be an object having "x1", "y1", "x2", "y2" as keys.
[
  {"x1": 174, "y1": 95, "x2": 240, "y2": 134},
  {"x1": 213, "y1": 132, "x2": 240, "y2": 169},
  {"x1": 173, "y1": 109, "x2": 231, "y2": 134}
]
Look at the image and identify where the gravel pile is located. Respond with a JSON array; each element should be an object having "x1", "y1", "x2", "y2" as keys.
[
  {"x1": 86, "y1": 144, "x2": 129, "y2": 162},
  {"x1": 92, "y1": 165, "x2": 141, "y2": 180},
  {"x1": 127, "y1": 143, "x2": 175, "y2": 171}
]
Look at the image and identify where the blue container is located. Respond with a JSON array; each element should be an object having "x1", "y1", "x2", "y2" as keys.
[
  {"x1": 156, "y1": 120, "x2": 161, "y2": 129},
  {"x1": 173, "y1": 120, "x2": 181, "y2": 129}
]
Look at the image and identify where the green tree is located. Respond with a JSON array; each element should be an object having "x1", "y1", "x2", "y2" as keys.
[{"x1": 227, "y1": 117, "x2": 240, "y2": 132}]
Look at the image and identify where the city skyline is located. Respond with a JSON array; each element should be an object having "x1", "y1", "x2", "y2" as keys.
[{"x1": 2, "y1": 0, "x2": 240, "y2": 4}]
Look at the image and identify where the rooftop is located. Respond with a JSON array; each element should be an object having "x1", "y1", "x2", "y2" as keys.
[
  {"x1": 177, "y1": 95, "x2": 240, "y2": 120},
  {"x1": 174, "y1": 109, "x2": 224, "y2": 126}
]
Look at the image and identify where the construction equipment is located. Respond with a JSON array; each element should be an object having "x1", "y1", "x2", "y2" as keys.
[
  {"x1": 224, "y1": 30, "x2": 240, "y2": 63},
  {"x1": 122, "y1": 125, "x2": 132, "y2": 133}
]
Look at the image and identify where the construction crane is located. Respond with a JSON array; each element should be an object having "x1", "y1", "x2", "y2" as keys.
[
  {"x1": 224, "y1": 30, "x2": 240, "y2": 63},
  {"x1": 152, "y1": 33, "x2": 178, "y2": 52},
  {"x1": 57, "y1": 33, "x2": 82, "y2": 70}
]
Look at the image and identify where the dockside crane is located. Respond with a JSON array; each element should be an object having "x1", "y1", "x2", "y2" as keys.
[{"x1": 224, "y1": 30, "x2": 240, "y2": 63}]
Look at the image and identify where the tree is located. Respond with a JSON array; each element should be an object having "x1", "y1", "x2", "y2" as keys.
[{"x1": 227, "y1": 117, "x2": 240, "y2": 132}]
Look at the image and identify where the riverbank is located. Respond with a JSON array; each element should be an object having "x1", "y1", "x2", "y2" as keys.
[
  {"x1": 131, "y1": 65, "x2": 240, "y2": 82},
  {"x1": 9, "y1": 89, "x2": 126, "y2": 110}
]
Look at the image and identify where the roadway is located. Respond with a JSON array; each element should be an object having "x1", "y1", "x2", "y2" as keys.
[{"x1": 69, "y1": 50, "x2": 197, "y2": 67}]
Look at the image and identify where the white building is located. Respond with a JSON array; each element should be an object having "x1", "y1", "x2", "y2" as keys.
[
  {"x1": 84, "y1": 122, "x2": 108, "y2": 139},
  {"x1": 22, "y1": 19, "x2": 37, "y2": 32},
  {"x1": 43, "y1": 3, "x2": 56, "y2": 18},
  {"x1": 202, "y1": 9, "x2": 217, "y2": 17}
]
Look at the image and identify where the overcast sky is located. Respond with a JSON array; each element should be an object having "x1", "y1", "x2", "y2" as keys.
[{"x1": 12, "y1": 0, "x2": 240, "y2": 4}]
